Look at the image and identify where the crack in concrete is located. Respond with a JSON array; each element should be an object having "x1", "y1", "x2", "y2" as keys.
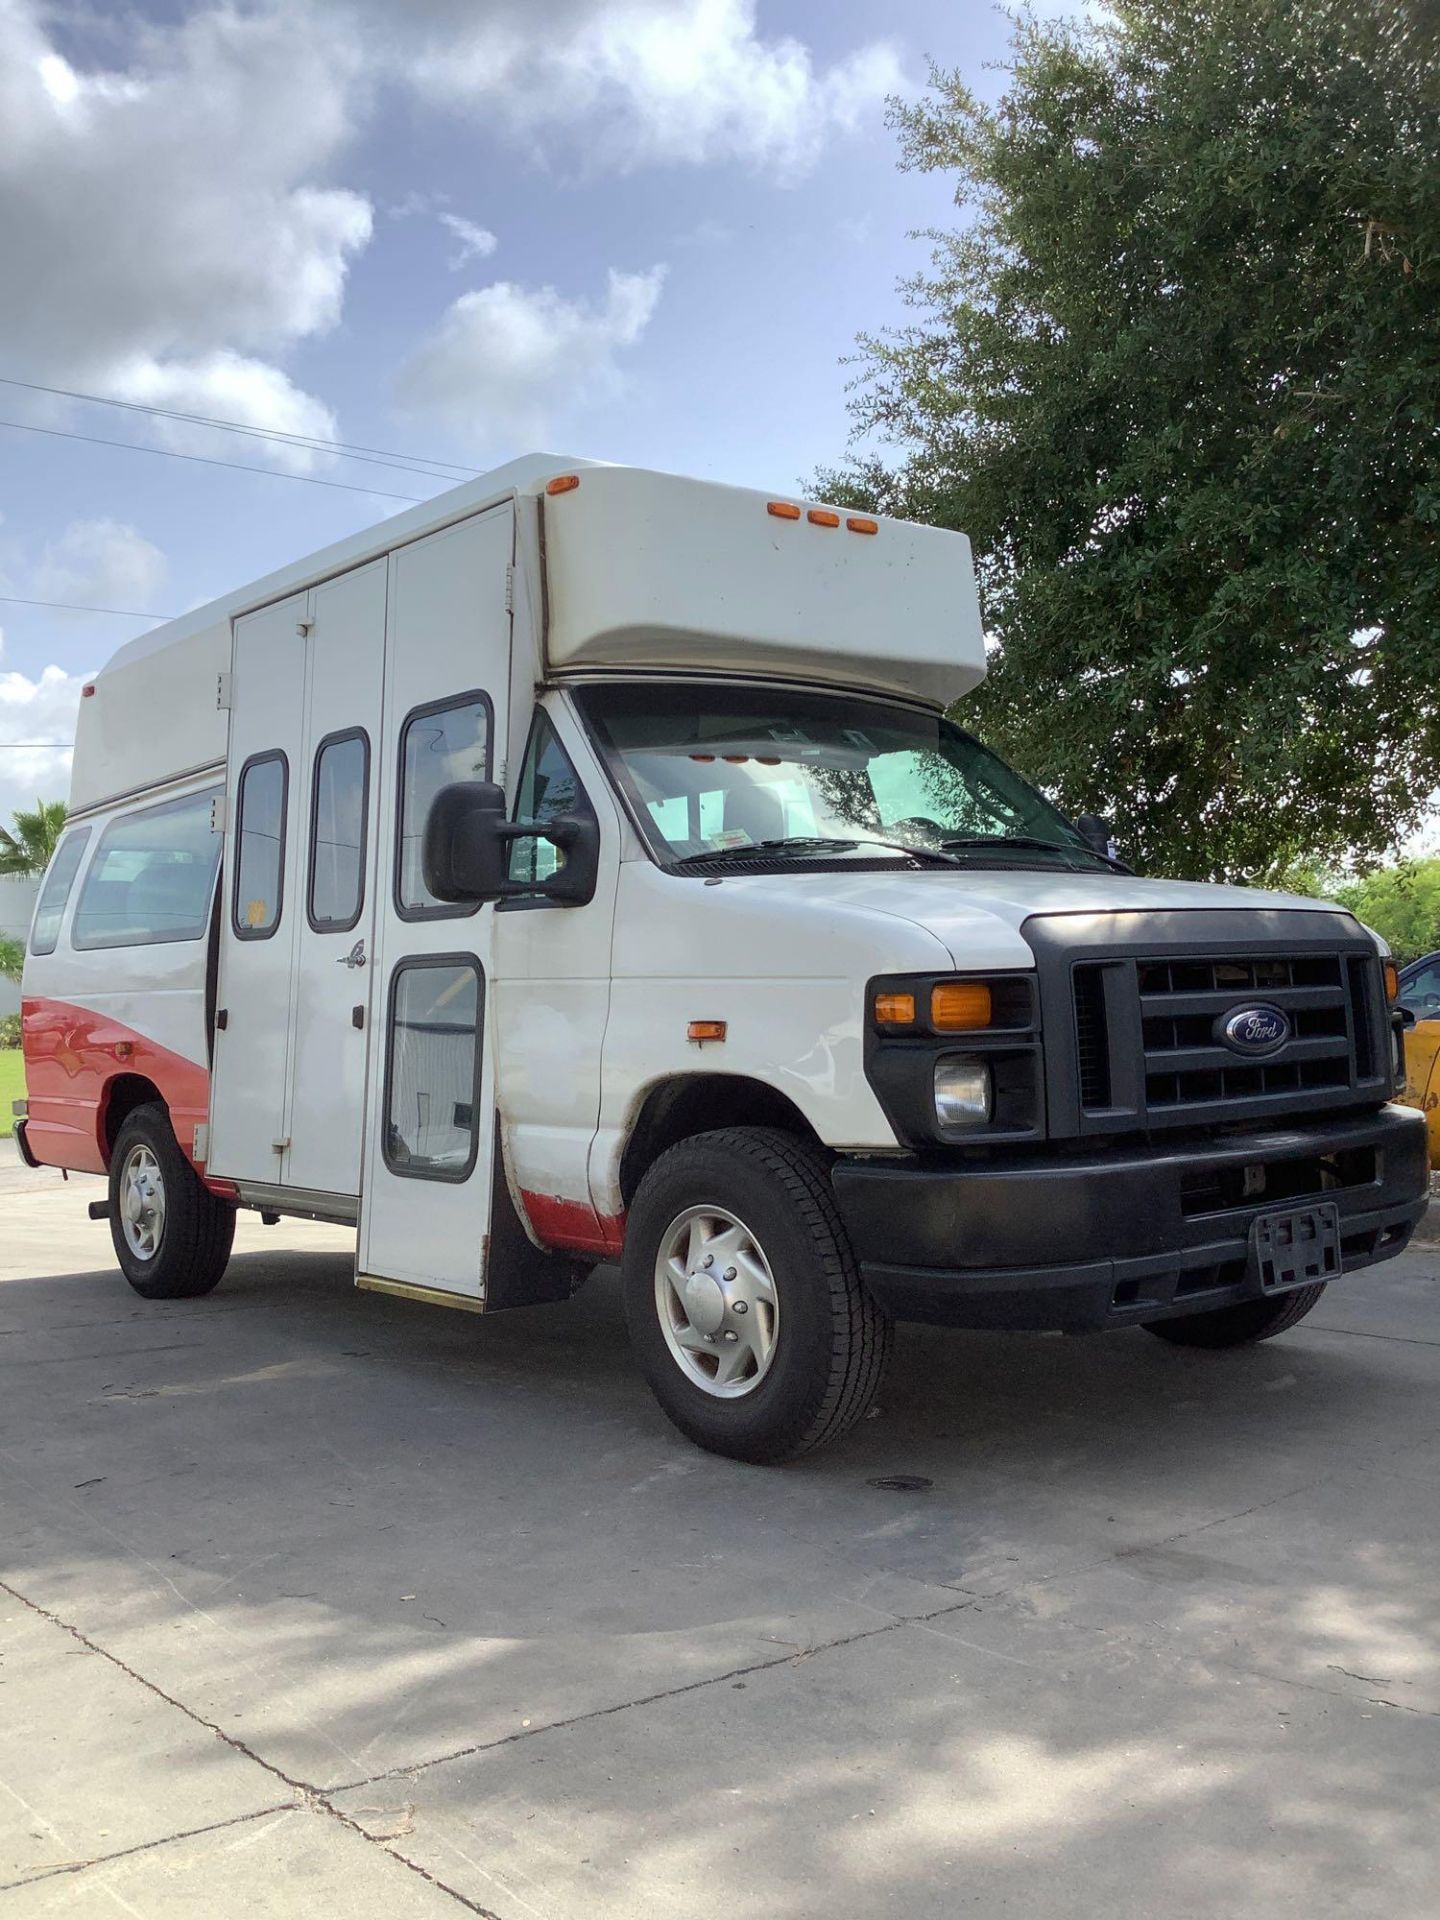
[
  {"x1": 0, "y1": 1578, "x2": 503, "y2": 1918},
  {"x1": 0, "y1": 1803, "x2": 291, "y2": 1892}
]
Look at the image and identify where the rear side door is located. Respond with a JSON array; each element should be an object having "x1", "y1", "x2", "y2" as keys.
[
  {"x1": 281, "y1": 560, "x2": 387, "y2": 1198},
  {"x1": 207, "y1": 594, "x2": 306, "y2": 1183},
  {"x1": 357, "y1": 505, "x2": 514, "y2": 1303}
]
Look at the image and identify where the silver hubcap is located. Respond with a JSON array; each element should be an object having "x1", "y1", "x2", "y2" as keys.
[
  {"x1": 655, "y1": 1205, "x2": 779, "y2": 1399},
  {"x1": 119, "y1": 1145, "x2": 166, "y2": 1261}
]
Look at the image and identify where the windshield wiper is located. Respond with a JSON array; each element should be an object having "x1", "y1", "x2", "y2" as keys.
[
  {"x1": 940, "y1": 834, "x2": 1133, "y2": 874},
  {"x1": 671, "y1": 835, "x2": 960, "y2": 870}
]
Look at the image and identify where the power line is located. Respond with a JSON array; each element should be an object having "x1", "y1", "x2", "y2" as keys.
[
  {"x1": 0, "y1": 417, "x2": 428, "y2": 502},
  {"x1": 0, "y1": 743, "x2": 74, "y2": 750},
  {"x1": 0, "y1": 593, "x2": 177, "y2": 620},
  {"x1": 0, "y1": 374, "x2": 478, "y2": 483}
]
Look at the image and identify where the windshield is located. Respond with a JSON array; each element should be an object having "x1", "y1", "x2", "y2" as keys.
[{"x1": 577, "y1": 683, "x2": 1107, "y2": 870}]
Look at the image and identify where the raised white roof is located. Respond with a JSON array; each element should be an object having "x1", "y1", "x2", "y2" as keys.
[{"x1": 71, "y1": 456, "x2": 986, "y2": 814}]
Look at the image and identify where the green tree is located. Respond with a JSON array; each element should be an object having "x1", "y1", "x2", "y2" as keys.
[
  {"x1": 0, "y1": 936, "x2": 22, "y2": 985},
  {"x1": 1333, "y1": 857, "x2": 1440, "y2": 961},
  {"x1": 827, "y1": 0, "x2": 1440, "y2": 881},
  {"x1": 0, "y1": 800, "x2": 67, "y2": 880}
]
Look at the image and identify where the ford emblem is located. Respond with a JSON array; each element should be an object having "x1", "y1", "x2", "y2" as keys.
[{"x1": 1218, "y1": 1005, "x2": 1291, "y2": 1055}]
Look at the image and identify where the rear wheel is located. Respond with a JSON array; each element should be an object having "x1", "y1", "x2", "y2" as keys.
[
  {"x1": 1144, "y1": 1283, "x2": 1327, "y2": 1349},
  {"x1": 109, "y1": 1102, "x2": 235, "y2": 1300},
  {"x1": 622, "y1": 1127, "x2": 891, "y2": 1463}
]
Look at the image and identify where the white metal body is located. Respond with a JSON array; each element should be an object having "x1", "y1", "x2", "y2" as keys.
[{"x1": 25, "y1": 457, "x2": 1369, "y2": 1308}]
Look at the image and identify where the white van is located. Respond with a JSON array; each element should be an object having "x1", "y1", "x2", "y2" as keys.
[{"x1": 15, "y1": 458, "x2": 1427, "y2": 1461}]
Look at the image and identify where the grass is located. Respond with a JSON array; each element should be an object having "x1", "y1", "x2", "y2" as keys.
[{"x1": 0, "y1": 1049, "x2": 26, "y2": 1139}]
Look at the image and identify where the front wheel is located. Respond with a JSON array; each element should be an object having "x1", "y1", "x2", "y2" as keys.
[
  {"x1": 622, "y1": 1128, "x2": 892, "y2": 1463},
  {"x1": 109, "y1": 1102, "x2": 235, "y2": 1300},
  {"x1": 1143, "y1": 1283, "x2": 1327, "y2": 1349}
]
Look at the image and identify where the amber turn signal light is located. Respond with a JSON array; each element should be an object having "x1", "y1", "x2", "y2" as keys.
[
  {"x1": 1384, "y1": 960, "x2": 1400, "y2": 1005},
  {"x1": 687, "y1": 1020, "x2": 727, "y2": 1043},
  {"x1": 546, "y1": 474, "x2": 581, "y2": 495},
  {"x1": 873, "y1": 991, "x2": 917, "y2": 1027},
  {"x1": 931, "y1": 982, "x2": 993, "y2": 1031}
]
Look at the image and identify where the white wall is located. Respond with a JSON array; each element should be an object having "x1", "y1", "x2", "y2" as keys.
[{"x1": 0, "y1": 874, "x2": 38, "y2": 1017}]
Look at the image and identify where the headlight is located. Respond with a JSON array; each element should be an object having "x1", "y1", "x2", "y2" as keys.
[{"x1": 934, "y1": 1055, "x2": 993, "y2": 1128}]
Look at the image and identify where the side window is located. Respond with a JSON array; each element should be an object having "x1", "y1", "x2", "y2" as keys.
[
  {"x1": 309, "y1": 730, "x2": 369, "y2": 933},
  {"x1": 1400, "y1": 960, "x2": 1440, "y2": 1020},
  {"x1": 396, "y1": 694, "x2": 491, "y2": 919},
  {"x1": 383, "y1": 958, "x2": 483, "y2": 1180},
  {"x1": 73, "y1": 789, "x2": 222, "y2": 950},
  {"x1": 28, "y1": 826, "x2": 91, "y2": 956},
  {"x1": 231, "y1": 754, "x2": 288, "y2": 941},
  {"x1": 509, "y1": 713, "x2": 593, "y2": 885}
]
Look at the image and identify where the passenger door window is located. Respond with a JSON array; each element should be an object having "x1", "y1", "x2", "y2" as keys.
[
  {"x1": 396, "y1": 694, "x2": 492, "y2": 918},
  {"x1": 308, "y1": 730, "x2": 369, "y2": 933},
  {"x1": 383, "y1": 958, "x2": 483, "y2": 1180},
  {"x1": 1400, "y1": 959, "x2": 1440, "y2": 1020},
  {"x1": 28, "y1": 826, "x2": 91, "y2": 956},
  {"x1": 231, "y1": 754, "x2": 288, "y2": 941},
  {"x1": 508, "y1": 714, "x2": 593, "y2": 886}
]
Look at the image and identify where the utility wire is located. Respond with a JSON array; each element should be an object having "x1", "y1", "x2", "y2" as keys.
[
  {"x1": 0, "y1": 743, "x2": 75, "y2": 749},
  {"x1": 0, "y1": 593, "x2": 177, "y2": 620},
  {"x1": 0, "y1": 417, "x2": 428, "y2": 502},
  {"x1": 0, "y1": 374, "x2": 478, "y2": 481}
]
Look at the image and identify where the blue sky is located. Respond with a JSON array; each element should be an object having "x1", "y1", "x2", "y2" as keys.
[{"x1": 0, "y1": 0, "x2": 1029, "y2": 823}]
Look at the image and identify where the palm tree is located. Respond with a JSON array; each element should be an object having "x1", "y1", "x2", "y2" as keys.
[{"x1": 0, "y1": 800, "x2": 67, "y2": 880}]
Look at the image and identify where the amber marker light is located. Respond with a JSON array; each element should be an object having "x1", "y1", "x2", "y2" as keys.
[
  {"x1": 546, "y1": 474, "x2": 581, "y2": 495},
  {"x1": 767, "y1": 501, "x2": 802, "y2": 520},
  {"x1": 873, "y1": 991, "x2": 917, "y2": 1028},
  {"x1": 688, "y1": 1020, "x2": 727, "y2": 1043},
  {"x1": 1384, "y1": 960, "x2": 1400, "y2": 1004},
  {"x1": 807, "y1": 508, "x2": 841, "y2": 528},
  {"x1": 931, "y1": 982, "x2": 993, "y2": 1031},
  {"x1": 846, "y1": 516, "x2": 879, "y2": 535}
]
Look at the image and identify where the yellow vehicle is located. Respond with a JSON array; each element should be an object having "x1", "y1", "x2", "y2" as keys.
[{"x1": 1396, "y1": 952, "x2": 1440, "y2": 1164}]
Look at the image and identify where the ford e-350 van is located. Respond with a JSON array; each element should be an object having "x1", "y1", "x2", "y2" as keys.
[{"x1": 15, "y1": 458, "x2": 1427, "y2": 1460}]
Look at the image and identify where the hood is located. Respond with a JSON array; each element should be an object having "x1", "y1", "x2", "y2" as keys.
[{"x1": 697, "y1": 865, "x2": 1364, "y2": 970}]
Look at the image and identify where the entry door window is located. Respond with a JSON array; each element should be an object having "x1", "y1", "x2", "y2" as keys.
[
  {"x1": 383, "y1": 958, "x2": 483, "y2": 1179},
  {"x1": 231, "y1": 755, "x2": 288, "y2": 940},
  {"x1": 309, "y1": 730, "x2": 369, "y2": 932},
  {"x1": 396, "y1": 694, "x2": 492, "y2": 918}
]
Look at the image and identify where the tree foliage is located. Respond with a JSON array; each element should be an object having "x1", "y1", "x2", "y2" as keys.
[
  {"x1": 1333, "y1": 856, "x2": 1440, "y2": 960},
  {"x1": 0, "y1": 800, "x2": 67, "y2": 880},
  {"x1": 828, "y1": 0, "x2": 1440, "y2": 880},
  {"x1": 0, "y1": 936, "x2": 22, "y2": 985}
]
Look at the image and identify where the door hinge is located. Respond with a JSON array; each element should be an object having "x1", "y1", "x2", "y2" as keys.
[
  {"x1": 272, "y1": 1137, "x2": 291, "y2": 1154},
  {"x1": 297, "y1": 617, "x2": 314, "y2": 638},
  {"x1": 216, "y1": 671, "x2": 233, "y2": 710},
  {"x1": 210, "y1": 796, "x2": 229, "y2": 834},
  {"x1": 215, "y1": 1009, "x2": 228, "y2": 1031},
  {"x1": 504, "y1": 563, "x2": 515, "y2": 614}
]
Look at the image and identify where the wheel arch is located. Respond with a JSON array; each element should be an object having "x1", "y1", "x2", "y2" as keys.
[
  {"x1": 618, "y1": 1073, "x2": 823, "y2": 1207},
  {"x1": 101, "y1": 1074, "x2": 167, "y2": 1162}
]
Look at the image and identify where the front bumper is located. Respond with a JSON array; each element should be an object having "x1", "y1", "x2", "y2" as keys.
[{"x1": 830, "y1": 1104, "x2": 1428, "y2": 1332}]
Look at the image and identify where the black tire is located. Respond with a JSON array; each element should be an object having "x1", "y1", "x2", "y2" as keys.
[
  {"x1": 108, "y1": 1102, "x2": 235, "y2": 1300},
  {"x1": 622, "y1": 1127, "x2": 892, "y2": 1464},
  {"x1": 1144, "y1": 1283, "x2": 1327, "y2": 1349}
]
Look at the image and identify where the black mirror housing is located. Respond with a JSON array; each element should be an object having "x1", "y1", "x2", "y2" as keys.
[
  {"x1": 422, "y1": 781, "x2": 599, "y2": 908},
  {"x1": 1074, "y1": 813, "x2": 1113, "y2": 858}
]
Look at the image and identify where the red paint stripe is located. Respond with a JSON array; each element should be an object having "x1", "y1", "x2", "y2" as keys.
[
  {"x1": 21, "y1": 996, "x2": 211, "y2": 1177},
  {"x1": 519, "y1": 1190, "x2": 626, "y2": 1257}
]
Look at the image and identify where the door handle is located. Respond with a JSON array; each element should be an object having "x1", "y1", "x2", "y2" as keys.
[{"x1": 337, "y1": 940, "x2": 367, "y2": 969}]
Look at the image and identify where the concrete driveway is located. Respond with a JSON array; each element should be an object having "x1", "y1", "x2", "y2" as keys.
[{"x1": 2, "y1": 1142, "x2": 1438, "y2": 1917}]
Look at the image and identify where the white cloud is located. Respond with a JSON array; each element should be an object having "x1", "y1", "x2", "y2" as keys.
[
  {"x1": 0, "y1": 1, "x2": 369, "y2": 461},
  {"x1": 437, "y1": 213, "x2": 499, "y2": 270},
  {"x1": 0, "y1": 658, "x2": 84, "y2": 823},
  {"x1": 342, "y1": 0, "x2": 901, "y2": 176},
  {"x1": 396, "y1": 266, "x2": 667, "y2": 447},
  {"x1": 30, "y1": 520, "x2": 168, "y2": 612}
]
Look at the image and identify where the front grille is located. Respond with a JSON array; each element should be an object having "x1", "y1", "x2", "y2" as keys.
[{"x1": 1029, "y1": 910, "x2": 1393, "y2": 1138}]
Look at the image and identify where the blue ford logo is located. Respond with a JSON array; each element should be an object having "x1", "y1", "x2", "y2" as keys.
[{"x1": 1219, "y1": 1005, "x2": 1291, "y2": 1055}]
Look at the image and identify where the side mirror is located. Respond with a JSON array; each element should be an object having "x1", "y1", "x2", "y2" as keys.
[
  {"x1": 1074, "y1": 813, "x2": 1114, "y2": 859},
  {"x1": 422, "y1": 781, "x2": 600, "y2": 909}
]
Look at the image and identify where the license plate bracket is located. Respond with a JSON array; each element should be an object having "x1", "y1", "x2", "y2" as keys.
[{"x1": 1248, "y1": 1203, "x2": 1342, "y2": 1293}]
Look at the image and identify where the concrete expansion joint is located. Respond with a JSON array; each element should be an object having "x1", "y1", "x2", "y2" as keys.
[{"x1": 0, "y1": 1575, "x2": 505, "y2": 1917}]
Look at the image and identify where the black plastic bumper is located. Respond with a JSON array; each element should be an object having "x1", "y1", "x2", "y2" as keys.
[
  {"x1": 12, "y1": 1117, "x2": 40, "y2": 1171},
  {"x1": 830, "y1": 1104, "x2": 1429, "y2": 1332}
]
